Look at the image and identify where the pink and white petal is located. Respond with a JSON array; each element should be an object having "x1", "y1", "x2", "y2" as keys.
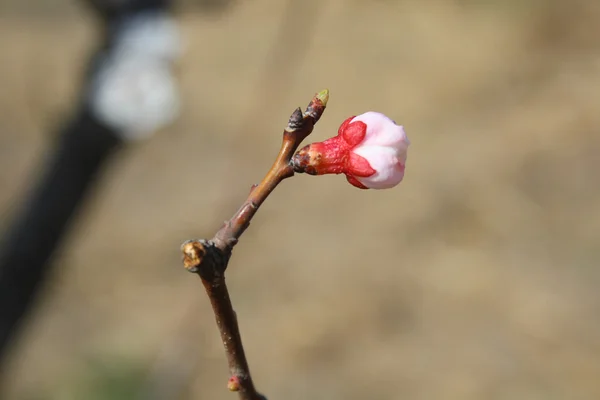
[
  {"x1": 352, "y1": 112, "x2": 410, "y2": 149},
  {"x1": 352, "y1": 146, "x2": 405, "y2": 189}
]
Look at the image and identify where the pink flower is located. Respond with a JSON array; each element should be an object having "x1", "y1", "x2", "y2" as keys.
[{"x1": 292, "y1": 112, "x2": 410, "y2": 189}]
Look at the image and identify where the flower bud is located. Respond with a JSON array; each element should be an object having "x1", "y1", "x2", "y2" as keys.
[
  {"x1": 292, "y1": 112, "x2": 410, "y2": 189},
  {"x1": 227, "y1": 376, "x2": 241, "y2": 391}
]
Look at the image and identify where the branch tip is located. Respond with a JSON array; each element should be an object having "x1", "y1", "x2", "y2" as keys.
[
  {"x1": 304, "y1": 89, "x2": 329, "y2": 123},
  {"x1": 286, "y1": 107, "x2": 304, "y2": 132},
  {"x1": 316, "y1": 88, "x2": 329, "y2": 106}
]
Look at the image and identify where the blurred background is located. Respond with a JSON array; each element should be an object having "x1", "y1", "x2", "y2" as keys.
[{"x1": 1, "y1": 0, "x2": 600, "y2": 398}]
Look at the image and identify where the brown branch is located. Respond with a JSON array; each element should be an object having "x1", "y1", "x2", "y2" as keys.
[{"x1": 181, "y1": 89, "x2": 329, "y2": 400}]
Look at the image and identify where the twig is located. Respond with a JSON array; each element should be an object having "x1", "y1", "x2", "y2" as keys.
[
  {"x1": 181, "y1": 89, "x2": 329, "y2": 400},
  {"x1": 212, "y1": 0, "x2": 323, "y2": 224}
]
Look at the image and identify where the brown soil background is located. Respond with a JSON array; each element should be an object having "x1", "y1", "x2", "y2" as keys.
[{"x1": 1, "y1": 0, "x2": 600, "y2": 399}]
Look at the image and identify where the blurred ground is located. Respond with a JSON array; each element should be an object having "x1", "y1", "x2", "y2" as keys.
[{"x1": 2, "y1": 0, "x2": 600, "y2": 399}]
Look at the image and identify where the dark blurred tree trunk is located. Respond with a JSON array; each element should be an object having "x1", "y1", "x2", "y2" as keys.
[{"x1": 0, "y1": 110, "x2": 121, "y2": 363}]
